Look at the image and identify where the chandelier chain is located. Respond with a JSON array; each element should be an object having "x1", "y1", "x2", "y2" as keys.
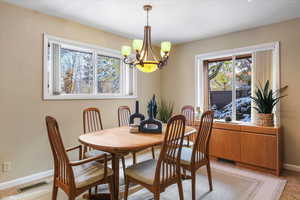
[{"x1": 147, "y1": 9, "x2": 149, "y2": 26}]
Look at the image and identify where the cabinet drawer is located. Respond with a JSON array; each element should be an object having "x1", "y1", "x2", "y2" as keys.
[
  {"x1": 210, "y1": 128, "x2": 241, "y2": 161},
  {"x1": 241, "y1": 133, "x2": 277, "y2": 169}
]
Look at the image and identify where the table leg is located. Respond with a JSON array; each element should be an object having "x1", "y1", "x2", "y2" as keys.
[{"x1": 111, "y1": 153, "x2": 120, "y2": 200}]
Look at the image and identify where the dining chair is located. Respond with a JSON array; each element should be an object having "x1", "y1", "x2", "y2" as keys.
[
  {"x1": 124, "y1": 115, "x2": 186, "y2": 200},
  {"x1": 181, "y1": 105, "x2": 195, "y2": 146},
  {"x1": 83, "y1": 107, "x2": 126, "y2": 183},
  {"x1": 179, "y1": 110, "x2": 214, "y2": 200},
  {"x1": 45, "y1": 116, "x2": 113, "y2": 200},
  {"x1": 83, "y1": 108, "x2": 107, "y2": 158},
  {"x1": 118, "y1": 106, "x2": 156, "y2": 164},
  {"x1": 118, "y1": 106, "x2": 131, "y2": 127}
]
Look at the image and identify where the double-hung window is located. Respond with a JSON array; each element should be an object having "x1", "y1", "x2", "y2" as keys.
[{"x1": 43, "y1": 34, "x2": 137, "y2": 99}]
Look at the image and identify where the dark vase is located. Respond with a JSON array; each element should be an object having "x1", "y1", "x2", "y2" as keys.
[
  {"x1": 225, "y1": 116, "x2": 232, "y2": 122},
  {"x1": 147, "y1": 95, "x2": 158, "y2": 118},
  {"x1": 129, "y1": 101, "x2": 145, "y2": 125}
]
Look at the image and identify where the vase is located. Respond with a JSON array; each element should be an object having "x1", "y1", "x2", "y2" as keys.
[
  {"x1": 129, "y1": 101, "x2": 145, "y2": 125},
  {"x1": 254, "y1": 113, "x2": 274, "y2": 127}
]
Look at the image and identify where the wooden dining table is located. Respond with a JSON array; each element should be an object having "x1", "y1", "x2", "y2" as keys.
[{"x1": 78, "y1": 125, "x2": 197, "y2": 200}]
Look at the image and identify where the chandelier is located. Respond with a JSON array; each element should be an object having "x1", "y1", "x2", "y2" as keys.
[{"x1": 121, "y1": 5, "x2": 171, "y2": 73}]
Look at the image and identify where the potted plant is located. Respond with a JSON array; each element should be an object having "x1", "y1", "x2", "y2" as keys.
[
  {"x1": 157, "y1": 97, "x2": 174, "y2": 123},
  {"x1": 251, "y1": 80, "x2": 286, "y2": 127}
]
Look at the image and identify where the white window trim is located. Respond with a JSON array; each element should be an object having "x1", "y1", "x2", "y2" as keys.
[
  {"x1": 43, "y1": 33, "x2": 137, "y2": 100},
  {"x1": 195, "y1": 42, "x2": 280, "y2": 123}
]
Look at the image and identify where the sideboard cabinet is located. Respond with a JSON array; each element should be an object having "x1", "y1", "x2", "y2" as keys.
[{"x1": 194, "y1": 121, "x2": 282, "y2": 176}]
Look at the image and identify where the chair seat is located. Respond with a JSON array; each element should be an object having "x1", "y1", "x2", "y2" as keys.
[
  {"x1": 180, "y1": 147, "x2": 193, "y2": 165},
  {"x1": 73, "y1": 161, "x2": 113, "y2": 189},
  {"x1": 85, "y1": 149, "x2": 109, "y2": 158},
  {"x1": 180, "y1": 147, "x2": 205, "y2": 165},
  {"x1": 125, "y1": 159, "x2": 158, "y2": 185}
]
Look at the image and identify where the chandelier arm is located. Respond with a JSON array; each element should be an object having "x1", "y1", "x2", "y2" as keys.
[
  {"x1": 135, "y1": 52, "x2": 141, "y2": 61},
  {"x1": 140, "y1": 26, "x2": 149, "y2": 62},
  {"x1": 147, "y1": 24, "x2": 159, "y2": 62},
  {"x1": 138, "y1": 27, "x2": 146, "y2": 63},
  {"x1": 138, "y1": 27, "x2": 146, "y2": 60},
  {"x1": 145, "y1": 26, "x2": 150, "y2": 61},
  {"x1": 148, "y1": 42, "x2": 159, "y2": 63},
  {"x1": 123, "y1": 57, "x2": 136, "y2": 66},
  {"x1": 158, "y1": 55, "x2": 169, "y2": 69}
]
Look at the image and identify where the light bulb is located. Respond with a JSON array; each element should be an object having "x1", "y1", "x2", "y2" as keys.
[
  {"x1": 161, "y1": 41, "x2": 171, "y2": 52},
  {"x1": 121, "y1": 46, "x2": 131, "y2": 56},
  {"x1": 132, "y1": 40, "x2": 143, "y2": 51}
]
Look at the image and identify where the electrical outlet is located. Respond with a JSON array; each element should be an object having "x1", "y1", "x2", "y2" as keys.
[{"x1": 2, "y1": 161, "x2": 12, "y2": 172}]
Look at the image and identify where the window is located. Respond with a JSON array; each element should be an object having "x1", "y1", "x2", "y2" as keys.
[
  {"x1": 96, "y1": 55, "x2": 121, "y2": 94},
  {"x1": 208, "y1": 55, "x2": 252, "y2": 122},
  {"x1": 195, "y1": 42, "x2": 280, "y2": 124},
  {"x1": 43, "y1": 34, "x2": 137, "y2": 99}
]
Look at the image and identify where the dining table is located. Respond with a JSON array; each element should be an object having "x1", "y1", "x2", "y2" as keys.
[{"x1": 78, "y1": 125, "x2": 197, "y2": 200}]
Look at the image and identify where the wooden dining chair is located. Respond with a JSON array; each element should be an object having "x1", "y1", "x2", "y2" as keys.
[
  {"x1": 118, "y1": 106, "x2": 156, "y2": 164},
  {"x1": 83, "y1": 108, "x2": 107, "y2": 158},
  {"x1": 83, "y1": 107, "x2": 126, "y2": 182},
  {"x1": 181, "y1": 105, "x2": 195, "y2": 146},
  {"x1": 45, "y1": 116, "x2": 113, "y2": 200},
  {"x1": 124, "y1": 115, "x2": 186, "y2": 200},
  {"x1": 179, "y1": 110, "x2": 214, "y2": 200},
  {"x1": 118, "y1": 106, "x2": 131, "y2": 127}
]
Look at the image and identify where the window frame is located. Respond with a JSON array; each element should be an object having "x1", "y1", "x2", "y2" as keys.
[
  {"x1": 195, "y1": 42, "x2": 280, "y2": 123},
  {"x1": 43, "y1": 33, "x2": 137, "y2": 100}
]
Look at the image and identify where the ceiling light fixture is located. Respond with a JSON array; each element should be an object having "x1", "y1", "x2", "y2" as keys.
[{"x1": 121, "y1": 5, "x2": 171, "y2": 73}]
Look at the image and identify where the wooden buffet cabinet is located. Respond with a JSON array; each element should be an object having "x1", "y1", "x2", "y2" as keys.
[{"x1": 194, "y1": 121, "x2": 283, "y2": 176}]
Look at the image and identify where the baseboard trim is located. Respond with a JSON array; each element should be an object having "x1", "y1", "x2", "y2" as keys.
[
  {"x1": 0, "y1": 163, "x2": 299, "y2": 191},
  {"x1": 283, "y1": 163, "x2": 300, "y2": 172},
  {"x1": 0, "y1": 170, "x2": 53, "y2": 190}
]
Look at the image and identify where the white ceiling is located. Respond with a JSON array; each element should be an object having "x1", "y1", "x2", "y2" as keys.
[{"x1": 4, "y1": 0, "x2": 300, "y2": 44}]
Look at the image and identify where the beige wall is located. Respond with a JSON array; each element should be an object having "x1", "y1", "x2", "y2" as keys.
[
  {"x1": 1, "y1": 1, "x2": 300, "y2": 183},
  {"x1": 161, "y1": 18, "x2": 300, "y2": 166},
  {"x1": 0, "y1": 2, "x2": 160, "y2": 182}
]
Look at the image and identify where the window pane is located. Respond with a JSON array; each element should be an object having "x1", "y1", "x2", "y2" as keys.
[
  {"x1": 208, "y1": 60, "x2": 233, "y2": 119},
  {"x1": 60, "y1": 48, "x2": 93, "y2": 94},
  {"x1": 96, "y1": 55, "x2": 121, "y2": 94},
  {"x1": 235, "y1": 57, "x2": 252, "y2": 122}
]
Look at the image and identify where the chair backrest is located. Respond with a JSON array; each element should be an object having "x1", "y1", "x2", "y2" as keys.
[
  {"x1": 45, "y1": 116, "x2": 74, "y2": 187},
  {"x1": 83, "y1": 107, "x2": 103, "y2": 133},
  {"x1": 118, "y1": 106, "x2": 131, "y2": 127},
  {"x1": 181, "y1": 105, "x2": 195, "y2": 126},
  {"x1": 192, "y1": 110, "x2": 214, "y2": 165},
  {"x1": 155, "y1": 115, "x2": 186, "y2": 186}
]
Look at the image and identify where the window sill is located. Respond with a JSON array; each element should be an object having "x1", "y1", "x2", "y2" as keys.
[
  {"x1": 43, "y1": 94, "x2": 138, "y2": 100},
  {"x1": 213, "y1": 119, "x2": 253, "y2": 126}
]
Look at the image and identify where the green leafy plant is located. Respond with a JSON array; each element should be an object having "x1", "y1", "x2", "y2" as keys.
[
  {"x1": 250, "y1": 80, "x2": 286, "y2": 114},
  {"x1": 157, "y1": 98, "x2": 174, "y2": 123}
]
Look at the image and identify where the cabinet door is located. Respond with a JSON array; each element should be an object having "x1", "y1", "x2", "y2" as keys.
[
  {"x1": 241, "y1": 133, "x2": 277, "y2": 169},
  {"x1": 209, "y1": 129, "x2": 241, "y2": 161}
]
